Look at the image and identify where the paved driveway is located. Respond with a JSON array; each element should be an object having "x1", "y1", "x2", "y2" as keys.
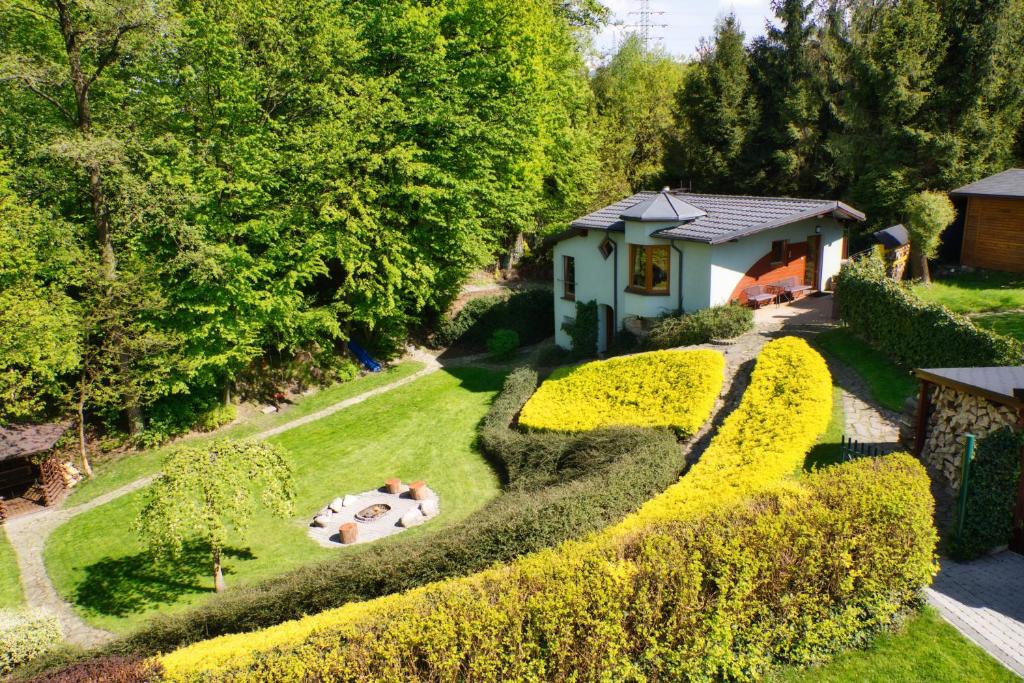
[{"x1": 927, "y1": 551, "x2": 1024, "y2": 677}]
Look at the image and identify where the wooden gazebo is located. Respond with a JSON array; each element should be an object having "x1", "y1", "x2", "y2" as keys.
[{"x1": 0, "y1": 422, "x2": 71, "y2": 522}]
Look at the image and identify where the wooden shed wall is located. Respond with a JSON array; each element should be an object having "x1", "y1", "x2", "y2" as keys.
[{"x1": 961, "y1": 197, "x2": 1024, "y2": 272}]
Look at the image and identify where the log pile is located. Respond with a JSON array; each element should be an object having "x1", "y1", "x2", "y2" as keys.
[{"x1": 922, "y1": 385, "x2": 1018, "y2": 488}]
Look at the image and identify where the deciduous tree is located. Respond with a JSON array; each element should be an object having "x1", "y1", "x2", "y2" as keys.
[
  {"x1": 136, "y1": 440, "x2": 294, "y2": 593},
  {"x1": 904, "y1": 190, "x2": 956, "y2": 284}
]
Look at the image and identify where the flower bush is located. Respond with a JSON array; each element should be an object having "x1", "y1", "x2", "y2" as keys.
[
  {"x1": 0, "y1": 609, "x2": 62, "y2": 676},
  {"x1": 518, "y1": 349, "x2": 725, "y2": 436},
  {"x1": 154, "y1": 338, "x2": 935, "y2": 682}
]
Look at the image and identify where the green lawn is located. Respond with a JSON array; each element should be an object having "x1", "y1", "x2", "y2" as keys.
[
  {"x1": 813, "y1": 329, "x2": 916, "y2": 412},
  {"x1": 66, "y1": 361, "x2": 425, "y2": 506},
  {"x1": 770, "y1": 608, "x2": 1016, "y2": 682},
  {"x1": 804, "y1": 385, "x2": 845, "y2": 471},
  {"x1": 912, "y1": 269, "x2": 1024, "y2": 314},
  {"x1": 0, "y1": 530, "x2": 23, "y2": 608},
  {"x1": 45, "y1": 366, "x2": 503, "y2": 633},
  {"x1": 974, "y1": 312, "x2": 1024, "y2": 342}
]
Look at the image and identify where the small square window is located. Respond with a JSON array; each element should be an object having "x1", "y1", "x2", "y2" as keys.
[
  {"x1": 771, "y1": 240, "x2": 788, "y2": 266},
  {"x1": 598, "y1": 238, "x2": 614, "y2": 260}
]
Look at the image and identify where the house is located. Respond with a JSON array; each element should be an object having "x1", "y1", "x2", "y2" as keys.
[
  {"x1": 950, "y1": 169, "x2": 1024, "y2": 273},
  {"x1": 550, "y1": 189, "x2": 864, "y2": 351}
]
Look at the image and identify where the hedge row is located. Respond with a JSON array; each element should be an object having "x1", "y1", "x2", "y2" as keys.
[
  {"x1": 0, "y1": 609, "x2": 62, "y2": 676},
  {"x1": 518, "y1": 350, "x2": 724, "y2": 436},
  {"x1": 160, "y1": 456, "x2": 935, "y2": 682},
  {"x1": 431, "y1": 289, "x2": 553, "y2": 348},
  {"x1": 22, "y1": 656, "x2": 161, "y2": 683},
  {"x1": 645, "y1": 303, "x2": 754, "y2": 349},
  {"x1": 950, "y1": 427, "x2": 1022, "y2": 560},
  {"x1": 834, "y1": 256, "x2": 1018, "y2": 368},
  {"x1": 154, "y1": 338, "x2": 938, "y2": 681},
  {"x1": 109, "y1": 369, "x2": 683, "y2": 657}
]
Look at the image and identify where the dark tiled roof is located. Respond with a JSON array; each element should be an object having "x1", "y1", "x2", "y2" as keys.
[
  {"x1": 950, "y1": 169, "x2": 1024, "y2": 199},
  {"x1": 620, "y1": 191, "x2": 706, "y2": 222},
  {"x1": 569, "y1": 191, "x2": 864, "y2": 245},
  {"x1": 874, "y1": 224, "x2": 909, "y2": 248},
  {"x1": 0, "y1": 422, "x2": 71, "y2": 463},
  {"x1": 915, "y1": 367, "x2": 1024, "y2": 408}
]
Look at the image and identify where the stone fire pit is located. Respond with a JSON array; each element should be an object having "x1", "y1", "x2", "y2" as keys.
[{"x1": 307, "y1": 480, "x2": 440, "y2": 548}]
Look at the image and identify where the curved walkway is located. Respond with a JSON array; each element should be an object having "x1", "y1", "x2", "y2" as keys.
[{"x1": 4, "y1": 352, "x2": 443, "y2": 647}]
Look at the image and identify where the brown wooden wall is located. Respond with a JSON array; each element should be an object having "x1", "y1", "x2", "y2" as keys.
[
  {"x1": 730, "y1": 241, "x2": 810, "y2": 304},
  {"x1": 961, "y1": 197, "x2": 1024, "y2": 272}
]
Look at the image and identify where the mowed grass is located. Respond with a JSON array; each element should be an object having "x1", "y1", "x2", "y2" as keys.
[
  {"x1": 45, "y1": 367, "x2": 503, "y2": 633},
  {"x1": 66, "y1": 361, "x2": 425, "y2": 506},
  {"x1": 0, "y1": 530, "x2": 23, "y2": 608},
  {"x1": 974, "y1": 312, "x2": 1024, "y2": 342},
  {"x1": 912, "y1": 268, "x2": 1024, "y2": 314},
  {"x1": 769, "y1": 607, "x2": 1016, "y2": 682},
  {"x1": 813, "y1": 329, "x2": 916, "y2": 412}
]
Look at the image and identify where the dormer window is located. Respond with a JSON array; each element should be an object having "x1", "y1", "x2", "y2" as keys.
[{"x1": 627, "y1": 244, "x2": 670, "y2": 295}]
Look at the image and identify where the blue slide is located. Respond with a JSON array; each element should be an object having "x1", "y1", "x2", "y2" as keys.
[{"x1": 348, "y1": 340, "x2": 382, "y2": 372}]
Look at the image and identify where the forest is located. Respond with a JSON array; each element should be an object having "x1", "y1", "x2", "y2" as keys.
[{"x1": 1, "y1": 0, "x2": 1023, "y2": 446}]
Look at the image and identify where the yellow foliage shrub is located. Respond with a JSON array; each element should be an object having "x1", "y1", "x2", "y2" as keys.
[
  {"x1": 157, "y1": 338, "x2": 929, "y2": 683},
  {"x1": 518, "y1": 349, "x2": 725, "y2": 435}
]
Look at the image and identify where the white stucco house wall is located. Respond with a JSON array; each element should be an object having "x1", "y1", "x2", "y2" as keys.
[{"x1": 550, "y1": 189, "x2": 865, "y2": 351}]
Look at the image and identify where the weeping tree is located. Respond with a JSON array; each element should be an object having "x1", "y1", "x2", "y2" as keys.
[
  {"x1": 136, "y1": 440, "x2": 294, "y2": 593},
  {"x1": 904, "y1": 190, "x2": 956, "y2": 285}
]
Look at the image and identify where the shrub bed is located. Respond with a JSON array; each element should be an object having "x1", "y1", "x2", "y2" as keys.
[
  {"x1": 431, "y1": 289, "x2": 553, "y2": 349},
  {"x1": 153, "y1": 339, "x2": 937, "y2": 681},
  {"x1": 107, "y1": 369, "x2": 683, "y2": 657},
  {"x1": 834, "y1": 256, "x2": 1017, "y2": 368},
  {"x1": 0, "y1": 609, "x2": 62, "y2": 676},
  {"x1": 950, "y1": 427, "x2": 1022, "y2": 560},
  {"x1": 646, "y1": 303, "x2": 754, "y2": 349},
  {"x1": 157, "y1": 457, "x2": 935, "y2": 682},
  {"x1": 518, "y1": 349, "x2": 725, "y2": 436},
  {"x1": 21, "y1": 656, "x2": 162, "y2": 683}
]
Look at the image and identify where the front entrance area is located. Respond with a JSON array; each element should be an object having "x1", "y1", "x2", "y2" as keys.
[{"x1": 597, "y1": 304, "x2": 615, "y2": 354}]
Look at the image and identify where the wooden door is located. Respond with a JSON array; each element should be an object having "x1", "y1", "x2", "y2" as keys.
[
  {"x1": 604, "y1": 306, "x2": 614, "y2": 347},
  {"x1": 804, "y1": 235, "x2": 822, "y2": 288}
]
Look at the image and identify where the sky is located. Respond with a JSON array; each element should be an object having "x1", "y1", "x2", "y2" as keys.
[{"x1": 594, "y1": 0, "x2": 777, "y2": 60}]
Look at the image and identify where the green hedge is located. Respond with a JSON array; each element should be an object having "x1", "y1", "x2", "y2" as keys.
[
  {"x1": 431, "y1": 289, "x2": 553, "y2": 348},
  {"x1": 21, "y1": 656, "x2": 161, "y2": 683},
  {"x1": 834, "y1": 256, "x2": 1017, "y2": 368},
  {"x1": 111, "y1": 368, "x2": 682, "y2": 656},
  {"x1": 646, "y1": 303, "x2": 753, "y2": 349},
  {"x1": 950, "y1": 428, "x2": 1022, "y2": 560},
  {"x1": 160, "y1": 454, "x2": 937, "y2": 681}
]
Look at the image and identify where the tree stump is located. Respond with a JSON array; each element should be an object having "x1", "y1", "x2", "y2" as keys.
[
  {"x1": 339, "y1": 522, "x2": 358, "y2": 544},
  {"x1": 408, "y1": 480, "x2": 428, "y2": 501},
  {"x1": 385, "y1": 478, "x2": 402, "y2": 494}
]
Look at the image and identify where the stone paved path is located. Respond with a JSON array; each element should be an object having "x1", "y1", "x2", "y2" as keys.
[
  {"x1": 826, "y1": 356, "x2": 902, "y2": 454},
  {"x1": 927, "y1": 552, "x2": 1024, "y2": 678},
  {"x1": 5, "y1": 350, "x2": 444, "y2": 648}
]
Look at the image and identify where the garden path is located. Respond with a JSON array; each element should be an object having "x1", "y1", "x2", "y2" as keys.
[
  {"x1": 927, "y1": 551, "x2": 1024, "y2": 677},
  {"x1": 5, "y1": 350, "x2": 444, "y2": 648}
]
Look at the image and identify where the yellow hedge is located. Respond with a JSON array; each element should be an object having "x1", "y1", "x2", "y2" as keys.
[
  {"x1": 157, "y1": 338, "x2": 839, "y2": 681},
  {"x1": 518, "y1": 349, "x2": 725, "y2": 435}
]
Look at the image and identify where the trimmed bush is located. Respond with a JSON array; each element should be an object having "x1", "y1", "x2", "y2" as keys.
[
  {"x1": 834, "y1": 256, "x2": 1017, "y2": 368},
  {"x1": 950, "y1": 427, "x2": 1022, "y2": 560},
  {"x1": 0, "y1": 609, "x2": 62, "y2": 676},
  {"x1": 108, "y1": 369, "x2": 683, "y2": 657},
  {"x1": 432, "y1": 289, "x2": 553, "y2": 349},
  {"x1": 156, "y1": 455, "x2": 935, "y2": 682},
  {"x1": 22, "y1": 656, "x2": 162, "y2": 683},
  {"x1": 155, "y1": 338, "x2": 934, "y2": 682},
  {"x1": 485, "y1": 328, "x2": 518, "y2": 360},
  {"x1": 518, "y1": 350, "x2": 725, "y2": 436},
  {"x1": 646, "y1": 303, "x2": 754, "y2": 349}
]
